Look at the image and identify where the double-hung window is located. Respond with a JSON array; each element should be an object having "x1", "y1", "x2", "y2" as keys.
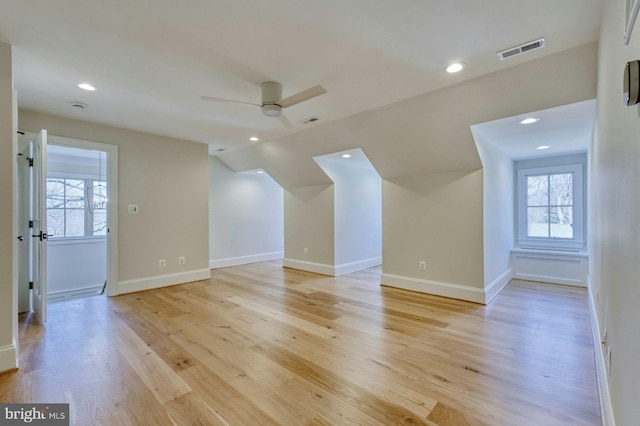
[
  {"x1": 516, "y1": 163, "x2": 585, "y2": 250},
  {"x1": 47, "y1": 178, "x2": 107, "y2": 239}
]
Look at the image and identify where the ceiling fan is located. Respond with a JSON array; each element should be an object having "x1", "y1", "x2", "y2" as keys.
[{"x1": 201, "y1": 81, "x2": 327, "y2": 128}]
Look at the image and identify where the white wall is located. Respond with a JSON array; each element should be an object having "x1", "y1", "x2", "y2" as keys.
[
  {"x1": 47, "y1": 240, "x2": 106, "y2": 301},
  {"x1": 314, "y1": 151, "x2": 382, "y2": 275},
  {"x1": 0, "y1": 41, "x2": 17, "y2": 372},
  {"x1": 18, "y1": 110, "x2": 211, "y2": 295},
  {"x1": 590, "y1": 0, "x2": 640, "y2": 424},
  {"x1": 381, "y1": 170, "x2": 486, "y2": 303},
  {"x1": 472, "y1": 130, "x2": 514, "y2": 301},
  {"x1": 283, "y1": 184, "x2": 335, "y2": 275},
  {"x1": 209, "y1": 156, "x2": 284, "y2": 268}
]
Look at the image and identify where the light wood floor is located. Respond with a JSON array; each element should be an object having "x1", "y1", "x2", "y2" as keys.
[{"x1": 0, "y1": 261, "x2": 601, "y2": 425}]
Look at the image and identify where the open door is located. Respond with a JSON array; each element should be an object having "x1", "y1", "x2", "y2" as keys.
[{"x1": 31, "y1": 130, "x2": 48, "y2": 322}]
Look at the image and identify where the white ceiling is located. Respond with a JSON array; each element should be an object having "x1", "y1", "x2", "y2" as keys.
[
  {"x1": 471, "y1": 99, "x2": 596, "y2": 160},
  {"x1": 0, "y1": 1, "x2": 603, "y2": 154}
]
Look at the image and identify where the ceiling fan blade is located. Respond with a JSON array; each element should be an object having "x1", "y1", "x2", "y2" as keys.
[
  {"x1": 200, "y1": 96, "x2": 260, "y2": 107},
  {"x1": 279, "y1": 85, "x2": 327, "y2": 109},
  {"x1": 278, "y1": 114, "x2": 293, "y2": 128}
]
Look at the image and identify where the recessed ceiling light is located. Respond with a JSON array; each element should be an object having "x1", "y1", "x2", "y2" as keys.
[
  {"x1": 537, "y1": 145, "x2": 550, "y2": 150},
  {"x1": 342, "y1": 154, "x2": 351, "y2": 158},
  {"x1": 519, "y1": 117, "x2": 539, "y2": 124},
  {"x1": 446, "y1": 63, "x2": 465, "y2": 73},
  {"x1": 78, "y1": 83, "x2": 96, "y2": 91},
  {"x1": 250, "y1": 137, "x2": 259, "y2": 142}
]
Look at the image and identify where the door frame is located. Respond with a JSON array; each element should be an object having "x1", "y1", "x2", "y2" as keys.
[{"x1": 43, "y1": 134, "x2": 119, "y2": 297}]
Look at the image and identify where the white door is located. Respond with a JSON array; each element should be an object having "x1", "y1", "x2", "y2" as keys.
[
  {"x1": 17, "y1": 135, "x2": 30, "y2": 313},
  {"x1": 31, "y1": 130, "x2": 48, "y2": 323}
]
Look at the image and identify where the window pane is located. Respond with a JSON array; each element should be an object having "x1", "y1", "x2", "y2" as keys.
[
  {"x1": 527, "y1": 175, "x2": 548, "y2": 206},
  {"x1": 47, "y1": 209, "x2": 65, "y2": 237},
  {"x1": 65, "y1": 179, "x2": 85, "y2": 208},
  {"x1": 46, "y1": 179, "x2": 65, "y2": 209},
  {"x1": 550, "y1": 173, "x2": 573, "y2": 206},
  {"x1": 93, "y1": 210, "x2": 107, "y2": 235},
  {"x1": 527, "y1": 207, "x2": 549, "y2": 237},
  {"x1": 93, "y1": 181, "x2": 107, "y2": 209},
  {"x1": 65, "y1": 209, "x2": 85, "y2": 237},
  {"x1": 550, "y1": 206, "x2": 573, "y2": 238}
]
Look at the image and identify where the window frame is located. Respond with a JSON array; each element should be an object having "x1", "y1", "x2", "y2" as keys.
[
  {"x1": 516, "y1": 163, "x2": 585, "y2": 251},
  {"x1": 46, "y1": 177, "x2": 107, "y2": 240}
]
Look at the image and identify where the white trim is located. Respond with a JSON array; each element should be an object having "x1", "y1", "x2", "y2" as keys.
[
  {"x1": 210, "y1": 251, "x2": 284, "y2": 269},
  {"x1": 516, "y1": 162, "x2": 585, "y2": 251},
  {"x1": 0, "y1": 343, "x2": 17, "y2": 373},
  {"x1": 47, "y1": 284, "x2": 104, "y2": 303},
  {"x1": 117, "y1": 269, "x2": 211, "y2": 295},
  {"x1": 512, "y1": 272, "x2": 584, "y2": 287},
  {"x1": 485, "y1": 268, "x2": 512, "y2": 303},
  {"x1": 43, "y1": 134, "x2": 119, "y2": 298},
  {"x1": 283, "y1": 258, "x2": 335, "y2": 276},
  {"x1": 381, "y1": 273, "x2": 486, "y2": 304},
  {"x1": 588, "y1": 284, "x2": 616, "y2": 426},
  {"x1": 48, "y1": 236, "x2": 107, "y2": 246},
  {"x1": 510, "y1": 250, "x2": 588, "y2": 287},
  {"x1": 334, "y1": 256, "x2": 382, "y2": 276}
]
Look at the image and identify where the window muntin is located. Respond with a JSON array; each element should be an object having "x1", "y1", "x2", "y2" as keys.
[
  {"x1": 526, "y1": 172, "x2": 574, "y2": 239},
  {"x1": 516, "y1": 163, "x2": 584, "y2": 250},
  {"x1": 46, "y1": 178, "x2": 107, "y2": 239}
]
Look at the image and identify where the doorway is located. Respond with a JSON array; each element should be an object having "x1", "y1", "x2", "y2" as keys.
[{"x1": 17, "y1": 131, "x2": 118, "y2": 321}]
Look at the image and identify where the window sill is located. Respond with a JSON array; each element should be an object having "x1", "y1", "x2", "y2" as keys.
[
  {"x1": 48, "y1": 237, "x2": 107, "y2": 246},
  {"x1": 511, "y1": 247, "x2": 588, "y2": 258}
]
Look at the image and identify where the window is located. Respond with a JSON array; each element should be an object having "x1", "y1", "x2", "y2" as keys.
[
  {"x1": 47, "y1": 178, "x2": 107, "y2": 239},
  {"x1": 517, "y1": 163, "x2": 584, "y2": 250}
]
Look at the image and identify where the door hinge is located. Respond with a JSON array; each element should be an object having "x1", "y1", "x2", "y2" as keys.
[
  {"x1": 29, "y1": 220, "x2": 34, "y2": 229},
  {"x1": 29, "y1": 282, "x2": 33, "y2": 290},
  {"x1": 28, "y1": 157, "x2": 34, "y2": 167}
]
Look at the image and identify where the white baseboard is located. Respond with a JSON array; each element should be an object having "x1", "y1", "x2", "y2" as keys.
[
  {"x1": 283, "y1": 257, "x2": 382, "y2": 277},
  {"x1": 283, "y1": 258, "x2": 335, "y2": 276},
  {"x1": 381, "y1": 273, "x2": 486, "y2": 304},
  {"x1": 485, "y1": 268, "x2": 512, "y2": 303},
  {"x1": 334, "y1": 256, "x2": 382, "y2": 276},
  {"x1": 588, "y1": 283, "x2": 615, "y2": 426},
  {"x1": 210, "y1": 251, "x2": 284, "y2": 269},
  {"x1": 512, "y1": 272, "x2": 585, "y2": 287},
  {"x1": 48, "y1": 284, "x2": 104, "y2": 303},
  {"x1": 0, "y1": 342, "x2": 17, "y2": 373},
  {"x1": 117, "y1": 269, "x2": 211, "y2": 295}
]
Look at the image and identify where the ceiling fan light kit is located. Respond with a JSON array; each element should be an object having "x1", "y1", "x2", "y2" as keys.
[{"x1": 202, "y1": 81, "x2": 327, "y2": 126}]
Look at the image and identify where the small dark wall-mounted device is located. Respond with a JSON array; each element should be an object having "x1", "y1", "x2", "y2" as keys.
[{"x1": 624, "y1": 60, "x2": 640, "y2": 107}]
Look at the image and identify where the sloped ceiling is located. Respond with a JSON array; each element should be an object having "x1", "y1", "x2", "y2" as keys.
[
  {"x1": 219, "y1": 43, "x2": 598, "y2": 188},
  {"x1": 0, "y1": 1, "x2": 603, "y2": 153}
]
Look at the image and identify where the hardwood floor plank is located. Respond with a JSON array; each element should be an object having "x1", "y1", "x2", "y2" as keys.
[
  {"x1": 113, "y1": 317, "x2": 192, "y2": 404},
  {"x1": 226, "y1": 295, "x2": 337, "y2": 338},
  {"x1": 164, "y1": 393, "x2": 230, "y2": 426},
  {"x1": 252, "y1": 340, "x2": 433, "y2": 425},
  {"x1": 0, "y1": 262, "x2": 601, "y2": 425}
]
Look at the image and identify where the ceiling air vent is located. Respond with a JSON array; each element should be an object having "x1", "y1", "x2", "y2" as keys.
[{"x1": 497, "y1": 38, "x2": 545, "y2": 61}]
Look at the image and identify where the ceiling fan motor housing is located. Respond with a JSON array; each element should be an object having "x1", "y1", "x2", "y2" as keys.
[{"x1": 261, "y1": 81, "x2": 283, "y2": 116}]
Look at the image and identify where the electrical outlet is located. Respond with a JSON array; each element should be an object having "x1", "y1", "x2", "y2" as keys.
[
  {"x1": 159, "y1": 259, "x2": 166, "y2": 268},
  {"x1": 303, "y1": 248, "x2": 308, "y2": 255},
  {"x1": 178, "y1": 256, "x2": 186, "y2": 265},
  {"x1": 128, "y1": 204, "x2": 139, "y2": 214},
  {"x1": 419, "y1": 260, "x2": 426, "y2": 271}
]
